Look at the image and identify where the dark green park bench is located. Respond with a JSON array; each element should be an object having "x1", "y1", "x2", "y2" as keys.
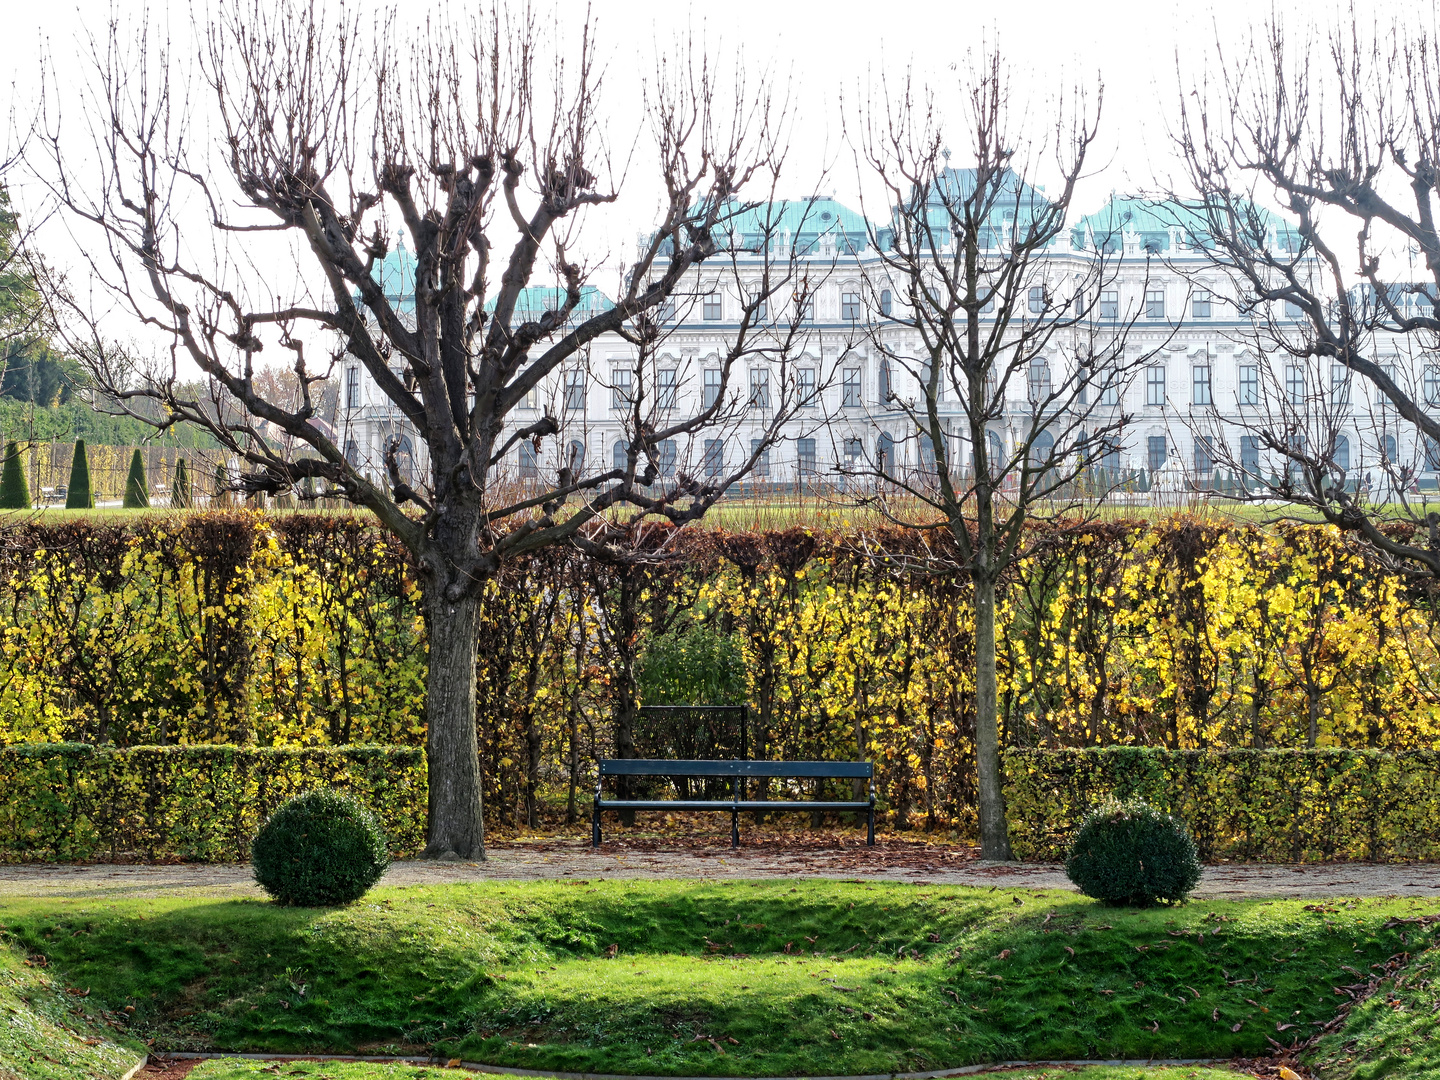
[{"x1": 592, "y1": 758, "x2": 875, "y2": 848}]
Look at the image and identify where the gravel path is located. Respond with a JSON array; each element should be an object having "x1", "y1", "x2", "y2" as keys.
[{"x1": 2, "y1": 837, "x2": 1440, "y2": 901}]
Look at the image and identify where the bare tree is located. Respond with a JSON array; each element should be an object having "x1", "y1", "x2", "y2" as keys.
[
  {"x1": 1174, "y1": 16, "x2": 1440, "y2": 574},
  {"x1": 848, "y1": 52, "x2": 1152, "y2": 859},
  {"x1": 33, "y1": 2, "x2": 808, "y2": 858}
]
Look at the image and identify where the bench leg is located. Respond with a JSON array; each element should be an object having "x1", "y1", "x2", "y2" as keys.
[
  {"x1": 867, "y1": 802, "x2": 875, "y2": 847},
  {"x1": 731, "y1": 808, "x2": 740, "y2": 849},
  {"x1": 592, "y1": 799, "x2": 602, "y2": 849}
]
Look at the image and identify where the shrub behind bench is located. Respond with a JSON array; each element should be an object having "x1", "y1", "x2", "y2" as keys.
[{"x1": 0, "y1": 744, "x2": 425, "y2": 862}]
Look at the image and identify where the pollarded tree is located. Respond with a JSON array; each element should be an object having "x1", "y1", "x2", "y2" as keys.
[
  {"x1": 1173, "y1": 17, "x2": 1440, "y2": 574},
  {"x1": 36, "y1": 3, "x2": 811, "y2": 858},
  {"x1": 848, "y1": 52, "x2": 1153, "y2": 859}
]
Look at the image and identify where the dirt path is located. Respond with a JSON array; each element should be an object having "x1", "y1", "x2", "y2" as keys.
[{"x1": 3, "y1": 836, "x2": 1440, "y2": 901}]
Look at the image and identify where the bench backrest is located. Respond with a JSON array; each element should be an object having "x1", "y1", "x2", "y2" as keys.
[{"x1": 598, "y1": 758, "x2": 871, "y2": 779}]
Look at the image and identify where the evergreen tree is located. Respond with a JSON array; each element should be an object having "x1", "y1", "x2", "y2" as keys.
[
  {"x1": 123, "y1": 448, "x2": 149, "y2": 508},
  {"x1": 64, "y1": 439, "x2": 94, "y2": 509},
  {"x1": 0, "y1": 441, "x2": 30, "y2": 510},
  {"x1": 171, "y1": 457, "x2": 191, "y2": 508}
]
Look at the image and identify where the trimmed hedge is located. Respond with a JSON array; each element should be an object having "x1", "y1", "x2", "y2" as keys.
[
  {"x1": 0, "y1": 744, "x2": 425, "y2": 862},
  {"x1": 1005, "y1": 747, "x2": 1440, "y2": 863},
  {"x1": 122, "y1": 448, "x2": 149, "y2": 508}
]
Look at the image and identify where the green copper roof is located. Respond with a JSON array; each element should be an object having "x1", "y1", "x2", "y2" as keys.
[
  {"x1": 485, "y1": 285, "x2": 615, "y2": 319},
  {"x1": 1071, "y1": 196, "x2": 1301, "y2": 254},
  {"x1": 358, "y1": 241, "x2": 614, "y2": 321},
  {"x1": 884, "y1": 167, "x2": 1055, "y2": 250},
  {"x1": 704, "y1": 197, "x2": 873, "y2": 255},
  {"x1": 364, "y1": 241, "x2": 418, "y2": 314}
]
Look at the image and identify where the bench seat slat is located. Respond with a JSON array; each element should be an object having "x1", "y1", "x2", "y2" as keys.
[
  {"x1": 592, "y1": 756, "x2": 877, "y2": 849},
  {"x1": 597, "y1": 799, "x2": 873, "y2": 811},
  {"x1": 598, "y1": 758, "x2": 871, "y2": 778}
]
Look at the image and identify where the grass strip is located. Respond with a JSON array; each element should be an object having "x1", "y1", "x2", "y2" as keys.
[
  {"x1": 185, "y1": 1060, "x2": 1248, "y2": 1080},
  {"x1": 0, "y1": 880, "x2": 1435, "y2": 1077}
]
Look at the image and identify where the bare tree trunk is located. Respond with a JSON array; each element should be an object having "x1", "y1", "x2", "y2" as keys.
[
  {"x1": 524, "y1": 676, "x2": 543, "y2": 829},
  {"x1": 614, "y1": 696, "x2": 638, "y2": 827},
  {"x1": 565, "y1": 706, "x2": 580, "y2": 825},
  {"x1": 424, "y1": 589, "x2": 485, "y2": 860},
  {"x1": 974, "y1": 573, "x2": 1012, "y2": 862}
]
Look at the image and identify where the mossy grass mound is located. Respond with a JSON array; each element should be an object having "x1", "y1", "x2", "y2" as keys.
[
  {"x1": 1305, "y1": 939, "x2": 1440, "y2": 1079},
  {"x1": 0, "y1": 934, "x2": 143, "y2": 1079},
  {"x1": 1, "y1": 881, "x2": 1434, "y2": 1076},
  {"x1": 251, "y1": 790, "x2": 389, "y2": 907}
]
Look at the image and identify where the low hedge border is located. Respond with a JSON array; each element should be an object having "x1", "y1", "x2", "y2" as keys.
[
  {"x1": 5, "y1": 744, "x2": 1437, "y2": 864},
  {"x1": 0, "y1": 744, "x2": 425, "y2": 862},
  {"x1": 1004, "y1": 747, "x2": 1440, "y2": 863}
]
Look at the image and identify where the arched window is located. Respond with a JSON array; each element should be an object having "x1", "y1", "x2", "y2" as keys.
[
  {"x1": 568, "y1": 439, "x2": 586, "y2": 475},
  {"x1": 987, "y1": 429, "x2": 1005, "y2": 471},
  {"x1": 1334, "y1": 434, "x2": 1350, "y2": 473},
  {"x1": 877, "y1": 432, "x2": 895, "y2": 474},
  {"x1": 1028, "y1": 357, "x2": 1052, "y2": 402},
  {"x1": 392, "y1": 435, "x2": 415, "y2": 483},
  {"x1": 878, "y1": 359, "x2": 893, "y2": 403},
  {"x1": 880, "y1": 289, "x2": 893, "y2": 317},
  {"x1": 1029, "y1": 430, "x2": 1055, "y2": 468},
  {"x1": 613, "y1": 440, "x2": 629, "y2": 473},
  {"x1": 1382, "y1": 434, "x2": 1398, "y2": 463}
]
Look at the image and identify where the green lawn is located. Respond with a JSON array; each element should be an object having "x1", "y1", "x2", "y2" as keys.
[{"x1": 2, "y1": 880, "x2": 1436, "y2": 1077}]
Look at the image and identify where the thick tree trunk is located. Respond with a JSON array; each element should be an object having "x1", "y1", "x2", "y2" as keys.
[
  {"x1": 973, "y1": 572, "x2": 1013, "y2": 862},
  {"x1": 424, "y1": 589, "x2": 486, "y2": 859},
  {"x1": 614, "y1": 696, "x2": 638, "y2": 827}
]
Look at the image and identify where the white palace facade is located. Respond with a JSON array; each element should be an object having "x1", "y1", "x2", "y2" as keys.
[{"x1": 340, "y1": 175, "x2": 1435, "y2": 502}]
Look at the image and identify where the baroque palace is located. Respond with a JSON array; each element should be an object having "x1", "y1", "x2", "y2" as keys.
[{"x1": 338, "y1": 172, "x2": 1431, "y2": 500}]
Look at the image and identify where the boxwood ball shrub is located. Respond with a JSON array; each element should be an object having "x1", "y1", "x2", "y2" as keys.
[
  {"x1": 1064, "y1": 798, "x2": 1202, "y2": 906},
  {"x1": 251, "y1": 789, "x2": 389, "y2": 906}
]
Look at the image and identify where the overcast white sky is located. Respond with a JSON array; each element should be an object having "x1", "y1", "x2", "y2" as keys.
[{"x1": 3, "y1": 0, "x2": 1430, "y2": 371}]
